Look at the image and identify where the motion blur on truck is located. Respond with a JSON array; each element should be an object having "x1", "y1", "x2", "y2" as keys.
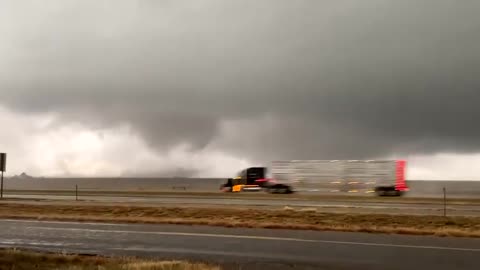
[
  {"x1": 221, "y1": 160, "x2": 408, "y2": 196},
  {"x1": 220, "y1": 167, "x2": 294, "y2": 194}
]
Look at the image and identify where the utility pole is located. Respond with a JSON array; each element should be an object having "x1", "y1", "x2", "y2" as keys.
[{"x1": 0, "y1": 153, "x2": 6, "y2": 199}]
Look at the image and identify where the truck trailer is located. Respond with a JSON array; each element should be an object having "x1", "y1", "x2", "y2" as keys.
[{"x1": 271, "y1": 160, "x2": 408, "y2": 196}]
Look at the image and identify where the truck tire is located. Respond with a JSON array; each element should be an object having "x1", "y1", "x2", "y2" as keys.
[
  {"x1": 267, "y1": 184, "x2": 293, "y2": 194},
  {"x1": 393, "y1": 190, "x2": 403, "y2": 196},
  {"x1": 375, "y1": 187, "x2": 402, "y2": 197}
]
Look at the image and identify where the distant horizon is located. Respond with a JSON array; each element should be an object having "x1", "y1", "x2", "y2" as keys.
[{"x1": 5, "y1": 174, "x2": 480, "y2": 181}]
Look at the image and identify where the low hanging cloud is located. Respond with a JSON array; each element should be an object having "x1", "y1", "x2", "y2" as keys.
[
  {"x1": 0, "y1": 105, "x2": 250, "y2": 177},
  {"x1": 1, "y1": 0, "x2": 480, "y2": 178}
]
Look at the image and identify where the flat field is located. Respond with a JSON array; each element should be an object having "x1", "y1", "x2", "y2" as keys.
[
  {"x1": 0, "y1": 248, "x2": 219, "y2": 270},
  {"x1": 0, "y1": 202, "x2": 478, "y2": 237}
]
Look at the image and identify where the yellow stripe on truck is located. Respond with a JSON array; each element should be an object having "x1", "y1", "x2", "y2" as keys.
[{"x1": 232, "y1": 185, "x2": 243, "y2": 192}]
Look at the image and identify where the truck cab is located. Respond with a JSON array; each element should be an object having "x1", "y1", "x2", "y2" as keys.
[
  {"x1": 220, "y1": 167, "x2": 265, "y2": 192},
  {"x1": 221, "y1": 167, "x2": 293, "y2": 194}
]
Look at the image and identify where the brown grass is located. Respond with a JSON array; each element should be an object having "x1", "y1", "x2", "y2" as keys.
[
  {"x1": 0, "y1": 203, "x2": 479, "y2": 238},
  {"x1": 0, "y1": 248, "x2": 219, "y2": 270}
]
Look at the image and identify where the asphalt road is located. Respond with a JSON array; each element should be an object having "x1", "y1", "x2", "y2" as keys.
[
  {"x1": 5, "y1": 193, "x2": 480, "y2": 216},
  {"x1": 0, "y1": 219, "x2": 478, "y2": 270}
]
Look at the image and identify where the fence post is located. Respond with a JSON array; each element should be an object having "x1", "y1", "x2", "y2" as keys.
[
  {"x1": 0, "y1": 171, "x2": 3, "y2": 200},
  {"x1": 75, "y1": 185, "x2": 78, "y2": 201},
  {"x1": 443, "y1": 187, "x2": 447, "y2": 217}
]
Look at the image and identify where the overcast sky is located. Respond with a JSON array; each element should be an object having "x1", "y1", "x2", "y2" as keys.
[{"x1": 1, "y1": 0, "x2": 480, "y2": 179}]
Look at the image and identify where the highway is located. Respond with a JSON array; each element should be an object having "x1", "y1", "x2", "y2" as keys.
[
  {"x1": 5, "y1": 193, "x2": 480, "y2": 216},
  {"x1": 0, "y1": 219, "x2": 478, "y2": 270}
]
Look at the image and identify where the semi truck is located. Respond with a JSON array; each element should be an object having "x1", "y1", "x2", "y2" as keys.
[{"x1": 221, "y1": 160, "x2": 408, "y2": 196}]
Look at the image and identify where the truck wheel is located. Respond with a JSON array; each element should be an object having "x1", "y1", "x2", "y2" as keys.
[
  {"x1": 269, "y1": 188, "x2": 279, "y2": 194},
  {"x1": 388, "y1": 190, "x2": 401, "y2": 196},
  {"x1": 278, "y1": 186, "x2": 293, "y2": 194}
]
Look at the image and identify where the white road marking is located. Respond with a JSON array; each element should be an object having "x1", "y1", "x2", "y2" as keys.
[
  {"x1": 0, "y1": 240, "x2": 66, "y2": 247},
  {"x1": 26, "y1": 226, "x2": 480, "y2": 252},
  {"x1": 27, "y1": 227, "x2": 318, "y2": 243},
  {"x1": 310, "y1": 239, "x2": 480, "y2": 252}
]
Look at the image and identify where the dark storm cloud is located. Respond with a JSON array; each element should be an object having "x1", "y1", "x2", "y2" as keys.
[{"x1": 1, "y1": 0, "x2": 480, "y2": 162}]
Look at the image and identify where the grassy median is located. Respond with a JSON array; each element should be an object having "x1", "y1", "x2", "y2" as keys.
[
  {"x1": 0, "y1": 248, "x2": 219, "y2": 270},
  {"x1": 0, "y1": 202, "x2": 479, "y2": 238}
]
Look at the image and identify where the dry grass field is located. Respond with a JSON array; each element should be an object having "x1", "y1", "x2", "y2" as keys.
[
  {"x1": 0, "y1": 248, "x2": 220, "y2": 270},
  {"x1": 0, "y1": 202, "x2": 479, "y2": 237}
]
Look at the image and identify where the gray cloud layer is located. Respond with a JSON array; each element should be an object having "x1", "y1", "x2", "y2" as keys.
[{"x1": 1, "y1": 0, "x2": 480, "y2": 166}]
